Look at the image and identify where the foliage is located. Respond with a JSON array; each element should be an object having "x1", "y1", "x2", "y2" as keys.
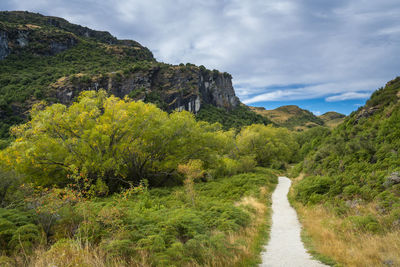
[
  {"x1": 236, "y1": 124, "x2": 299, "y2": 168},
  {"x1": 196, "y1": 104, "x2": 273, "y2": 130},
  {"x1": 0, "y1": 208, "x2": 40, "y2": 255},
  {"x1": 178, "y1": 160, "x2": 205, "y2": 206},
  {"x1": 1, "y1": 91, "x2": 234, "y2": 191},
  {"x1": 0, "y1": 11, "x2": 154, "y2": 140},
  {"x1": 1, "y1": 168, "x2": 277, "y2": 266},
  {"x1": 294, "y1": 76, "x2": 400, "y2": 232},
  {"x1": 0, "y1": 169, "x2": 23, "y2": 207}
]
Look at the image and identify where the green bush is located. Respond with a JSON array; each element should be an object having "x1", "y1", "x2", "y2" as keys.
[
  {"x1": 348, "y1": 215, "x2": 381, "y2": 233},
  {"x1": 9, "y1": 224, "x2": 41, "y2": 253},
  {"x1": 295, "y1": 176, "x2": 334, "y2": 204},
  {"x1": 36, "y1": 168, "x2": 276, "y2": 266}
]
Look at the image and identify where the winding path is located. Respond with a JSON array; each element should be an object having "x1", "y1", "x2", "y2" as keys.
[{"x1": 260, "y1": 176, "x2": 327, "y2": 267}]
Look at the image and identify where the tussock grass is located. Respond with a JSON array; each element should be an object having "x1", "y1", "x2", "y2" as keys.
[{"x1": 290, "y1": 177, "x2": 400, "y2": 267}]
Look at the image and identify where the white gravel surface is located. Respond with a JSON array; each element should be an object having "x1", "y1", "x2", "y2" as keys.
[{"x1": 260, "y1": 176, "x2": 327, "y2": 267}]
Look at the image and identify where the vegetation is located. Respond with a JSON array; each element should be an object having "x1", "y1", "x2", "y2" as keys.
[
  {"x1": 0, "y1": 91, "x2": 297, "y2": 266},
  {"x1": 319, "y1": 111, "x2": 346, "y2": 128},
  {"x1": 249, "y1": 105, "x2": 328, "y2": 131},
  {"x1": 291, "y1": 77, "x2": 400, "y2": 266},
  {"x1": 196, "y1": 104, "x2": 273, "y2": 130},
  {"x1": 0, "y1": 34, "x2": 154, "y2": 139},
  {"x1": 2, "y1": 10, "x2": 399, "y2": 267}
]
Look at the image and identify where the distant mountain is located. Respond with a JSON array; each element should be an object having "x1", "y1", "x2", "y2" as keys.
[
  {"x1": 249, "y1": 105, "x2": 325, "y2": 131},
  {"x1": 319, "y1": 111, "x2": 346, "y2": 128},
  {"x1": 0, "y1": 11, "x2": 272, "y2": 138}
]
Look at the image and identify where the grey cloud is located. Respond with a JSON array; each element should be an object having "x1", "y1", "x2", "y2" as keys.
[{"x1": 2, "y1": 0, "x2": 400, "y2": 104}]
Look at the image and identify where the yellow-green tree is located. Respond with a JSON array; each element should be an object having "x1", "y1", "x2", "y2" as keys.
[
  {"x1": 1, "y1": 91, "x2": 230, "y2": 191},
  {"x1": 236, "y1": 124, "x2": 298, "y2": 168}
]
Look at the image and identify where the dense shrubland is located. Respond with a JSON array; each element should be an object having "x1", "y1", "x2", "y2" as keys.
[
  {"x1": 196, "y1": 104, "x2": 273, "y2": 130},
  {"x1": 290, "y1": 77, "x2": 400, "y2": 266},
  {"x1": 0, "y1": 90, "x2": 297, "y2": 266}
]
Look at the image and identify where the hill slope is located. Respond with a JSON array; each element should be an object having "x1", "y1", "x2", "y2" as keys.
[
  {"x1": 292, "y1": 77, "x2": 400, "y2": 265},
  {"x1": 0, "y1": 11, "x2": 270, "y2": 138},
  {"x1": 250, "y1": 105, "x2": 325, "y2": 131},
  {"x1": 318, "y1": 111, "x2": 346, "y2": 128},
  {"x1": 292, "y1": 77, "x2": 400, "y2": 266}
]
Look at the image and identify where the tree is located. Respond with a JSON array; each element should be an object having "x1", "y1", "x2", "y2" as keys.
[
  {"x1": 1, "y1": 90, "x2": 230, "y2": 191},
  {"x1": 236, "y1": 124, "x2": 298, "y2": 168}
]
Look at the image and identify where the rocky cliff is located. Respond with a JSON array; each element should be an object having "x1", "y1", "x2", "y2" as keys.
[
  {"x1": 50, "y1": 64, "x2": 239, "y2": 113},
  {"x1": 0, "y1": 11, "x2": 241, "y2": 138}
]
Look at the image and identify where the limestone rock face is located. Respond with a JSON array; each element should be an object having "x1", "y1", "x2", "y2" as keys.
[
  {"x1": 0, "y1": 27, "x2": 78, "y2": 59},
  {"x1": 0, "y1": 31, "x2": 10, "y2": 59},
  {"x1": 49, "y1": 65, "x2": 240, "y2": 113}
]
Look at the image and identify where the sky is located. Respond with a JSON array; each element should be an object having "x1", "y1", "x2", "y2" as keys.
[{"x1": 1, "y1": 0, "x2": 400, "y2": 115}]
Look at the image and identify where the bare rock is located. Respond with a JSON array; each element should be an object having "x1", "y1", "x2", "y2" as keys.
[{"x1": 383, "y1": 172, "x2": 400, "y2": 188}]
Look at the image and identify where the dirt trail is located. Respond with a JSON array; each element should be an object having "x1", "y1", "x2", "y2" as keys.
[{"x1": 260, "y1": 176, "x2": 327, "y2": 267}]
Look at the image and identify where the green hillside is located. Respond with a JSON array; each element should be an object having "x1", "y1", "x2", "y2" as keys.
[
  {"x1": 297, "y1": 77, "x2": 400, "y2": 205},
  {"x1": 250, "y1": 105, "x2": 325, "y2": 131},
  {"x1": 291, "y1": 77, "x2": 400, "y2": 266},
  {"x1": 0, "y1": 11, "x2": 270, "y2": 141},
  {"x1": 0, "y1": 11, "x2": 153, "y2": 139},
  {"x1": 318, "y1": 111, "x2": 346, "y2": 128}
]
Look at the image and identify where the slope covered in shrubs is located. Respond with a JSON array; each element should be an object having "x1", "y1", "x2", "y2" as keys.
[
  {"x1": 0, "y1": 91, "x2": 298, "y2": 266},
  {"x1": 291, "y1": 77, "x2": 400, "y2": 266}
]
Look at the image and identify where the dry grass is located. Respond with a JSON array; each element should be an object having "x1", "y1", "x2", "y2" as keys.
[
  {"x1": 25, "y1": 24, "x2": 41, "y2": 29},
  {"x1": 290, "y1": 177, "x2": 400, "y2": 267},
  {"x1": 295, "y1": 205, "x2": 400, "y2": 267},
  {"x1": 29, "y1": 241, "x2": 128, "y2": 267},
  {"x1": 209, "y1": 187, "x2": 272, "y2": 266}
]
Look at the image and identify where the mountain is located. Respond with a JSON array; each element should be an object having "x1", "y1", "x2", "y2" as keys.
[
  {"x1": 318, "y1": 111, "x2": 346, "y2": 128},
  {"x1": 0, "y1": 11, "x2": 269, "y2": 138},
  {"x1": 249, "y1": 105, "x2": 325, "y2": 131}
]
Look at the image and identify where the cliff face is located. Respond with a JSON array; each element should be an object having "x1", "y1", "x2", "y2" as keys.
[
  {"x1": 0, "y1": 11, "x2": 153, "y2": 60},
  {"x1": 0, "y1": 11, "x2": 241, "y2": 138},
  {"x1": 0, "y1": 25, "x2": 78, "y2": 58},
  {"x1": 49, "y1": 64, "x2": 239, "y2": 113}
]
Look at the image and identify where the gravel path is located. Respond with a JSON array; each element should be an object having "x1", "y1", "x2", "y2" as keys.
[{"x1": 260, "y1": 176, "x2": 327, "y2": 267}]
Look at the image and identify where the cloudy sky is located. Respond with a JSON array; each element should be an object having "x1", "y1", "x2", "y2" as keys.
[{"x1": 2, "y1": 0, "x2": 400, "y2": 114}]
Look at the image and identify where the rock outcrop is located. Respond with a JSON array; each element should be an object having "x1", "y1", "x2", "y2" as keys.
[
  {"x1": 0, "y1": 31, "x2": 10, "y2": 59},
  {"x1": 49, "y1": 64, "x2": 240, "y2": 113},
  {"x1": 0, "y1": 11, "x2": 153, "y2": 60},
  {"x1": 0, "y1": 26, "x2": 78, "y2": 58}
]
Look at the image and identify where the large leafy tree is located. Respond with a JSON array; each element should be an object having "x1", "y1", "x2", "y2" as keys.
[
  {"x1": 236, "y1": 124, "x2": 298, "y2": 167},
  {"x1": 1, "y1": 90, "x2": 231, "y2": 190}
]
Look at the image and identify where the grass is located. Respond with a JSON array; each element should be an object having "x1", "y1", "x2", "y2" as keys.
[
  {"x1": 289, "y1": 176, "x2": 400, "y2": 267},
  {"x1": 2, "y1": 168, "x2": 278, "y2": 267}
]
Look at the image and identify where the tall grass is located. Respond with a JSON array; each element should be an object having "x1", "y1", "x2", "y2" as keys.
[{"x1": 290, "y1": 177, "x2": 400, "y2": 267}]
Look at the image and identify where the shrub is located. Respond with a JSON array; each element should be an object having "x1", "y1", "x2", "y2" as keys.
[
  {"x1": 348, "y1": 215, "x2": 381, "y2": 233},
  {"x1": 9, "y1": 224, "x2": 41, "y2": 253},
  {"x1": 294, "y1": 176, "x2": 334, "y2": 204}
]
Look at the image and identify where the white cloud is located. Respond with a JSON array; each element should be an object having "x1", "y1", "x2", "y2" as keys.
[
  {"x1": 325, "y1": 92, "x2": 371, "y2": 102},
  {"x1": 242, "y1": 80, "x2": 379, "y2": 104}
]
